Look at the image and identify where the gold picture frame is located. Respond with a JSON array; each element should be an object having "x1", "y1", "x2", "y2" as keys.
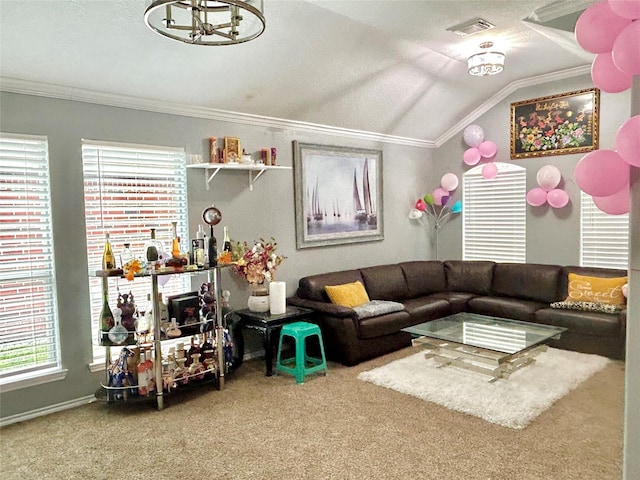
[
  {"x1": 510, "y1": 88, "x2": 599, "y2": 159},
  {"x1": 224, "y1": 136, "x2": 241, "y2": 163}
]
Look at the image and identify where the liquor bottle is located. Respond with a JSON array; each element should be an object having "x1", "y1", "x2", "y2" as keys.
[
  {"x1": 222, "y1": 226, "x2": 232, "y2": 253},
  {"x1": 108, "y1": 307, "x2": 129, "y2": 345},
  {"x1": 102, "y1": 232, "x2": 116, "y2": 270},
  {"x1": 137, "y1": 349, "x2": 149, "y2": 396},
  {"x1": 119, "y1": 242, "x2": 135, "y2": 268},
  {"x1": 157, "y1": 292, "x2": 169, "y2": 335},
  {"x1": 211, "y1": 229, "x2": 218, "y2": 266},
  {"x1": 135, "y1": 300, "x2": 150, "y2": 344},
  {"x1": 192, "y1": 225, "x2": 205, "y2": 267},
  {"x1": 145, "y1": 228, "x2": 160, "y2": 270},
  {"x1": 145, "y1": 350, "x2": 156, "y2": 394},
  {"x1": 99, "y1": 290, "x2": 115, "y2": 345},
  {"x1": 171, "y1": 221, "x2": 180, "y2": 258}
]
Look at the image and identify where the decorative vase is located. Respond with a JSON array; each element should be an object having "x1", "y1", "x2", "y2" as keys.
[{"x1": 248, "y1": 286, "x2": 270, "y2": 313}]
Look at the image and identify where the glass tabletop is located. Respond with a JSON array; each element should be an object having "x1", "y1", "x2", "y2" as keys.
[{"x1": 402, "y1": 312, "x2": 567, "y2": 354}]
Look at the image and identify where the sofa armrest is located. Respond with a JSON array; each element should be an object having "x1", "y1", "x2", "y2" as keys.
[{"x1": 287, "y1": 295, "x2": 357, "y2": 319}]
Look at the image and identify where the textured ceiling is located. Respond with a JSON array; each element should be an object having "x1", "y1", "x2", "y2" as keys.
[{"x1": 0, "y1": 0, "x2": 595, "y2": 143}]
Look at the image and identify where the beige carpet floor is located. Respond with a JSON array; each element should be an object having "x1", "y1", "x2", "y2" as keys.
[{"x1": 0, "y1": 345, "x2": 625, "y2": 480}]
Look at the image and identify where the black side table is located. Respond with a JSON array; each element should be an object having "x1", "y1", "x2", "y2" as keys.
[{"x1": 231, "y1": 306, "x2": 315, "y2": 376}]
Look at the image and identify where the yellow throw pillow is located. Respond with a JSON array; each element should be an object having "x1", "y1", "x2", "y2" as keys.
[
  {"x1": 325, "y1": 281, "x2": 370, "y2": 308},
  {"x1": 565, "y1": 273, "x2": 627, "y2": 306}
]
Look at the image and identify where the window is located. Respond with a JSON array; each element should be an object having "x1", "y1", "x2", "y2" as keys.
[
  {"x1": 580, "y1": 191, "x2": 629, "y2": 269},
  {"x1": 0, "y1": 133, "x2": 61, "y2": 383},
  {"x1": 82, "y1": 140, "x2": 189, "y2": 363},
  {"x1": 462, "y1": 162, "x2": 526, "y2": 263}
]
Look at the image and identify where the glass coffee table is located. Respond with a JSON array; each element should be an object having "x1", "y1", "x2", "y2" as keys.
[{"x1": 402, "y1": 312, "x2": 567, "y2": 382}]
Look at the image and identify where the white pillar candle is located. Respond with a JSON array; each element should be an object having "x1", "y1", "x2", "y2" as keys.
[{"x1": 269, "y1": 281, "x2": 287, "y2": 315}]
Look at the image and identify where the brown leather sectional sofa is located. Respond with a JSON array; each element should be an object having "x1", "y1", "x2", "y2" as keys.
[{"x1": 287, "y1": 261, "x2": 627, "y2": 365}]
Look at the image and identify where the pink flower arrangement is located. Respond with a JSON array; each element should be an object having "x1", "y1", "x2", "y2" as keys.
[{"x1": 232, "y1": 238, "x2": 285, "y2": 285}]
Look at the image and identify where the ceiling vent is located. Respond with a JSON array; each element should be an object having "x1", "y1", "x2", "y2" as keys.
[{"x1": 446, "y1": 18, "x2": 495, "y2": 37}]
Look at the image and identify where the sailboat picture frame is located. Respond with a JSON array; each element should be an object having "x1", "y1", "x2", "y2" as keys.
[{"x1": 293, "y1": 141, "x2": 383, "y2": 249}]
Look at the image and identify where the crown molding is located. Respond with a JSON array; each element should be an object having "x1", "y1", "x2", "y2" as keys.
[
  {"x1": 1, "y1": 66, "x2": 590, "y2": 150},
  {"x1": 0, "y1": 77, "x2": 435, "y2": 149},
  {"x1": 433, "y1": 64, "x2": 591, "y2": 147}
]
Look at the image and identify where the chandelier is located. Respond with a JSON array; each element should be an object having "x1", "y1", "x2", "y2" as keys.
[
  {"x1": 144, "y1": 0, "x2": 265, "y2": 46},
  {"x1": 467, "y1": 42, "x2": 505, "y2": 76}
]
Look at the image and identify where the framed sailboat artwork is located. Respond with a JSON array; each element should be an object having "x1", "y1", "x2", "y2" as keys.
[{"x1": 293, "y1": 141, "x2": 383, "y2": 249}]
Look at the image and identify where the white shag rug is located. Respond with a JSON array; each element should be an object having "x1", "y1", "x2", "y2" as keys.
[{"x1": 357, "y1": 347, "x2": 610, "y2": 429}]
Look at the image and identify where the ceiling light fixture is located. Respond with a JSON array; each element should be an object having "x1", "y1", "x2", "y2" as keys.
[
  {"x1": 467, "y1": 41, "x2": 505, "y2": 76},
  {"x1": 144, "y1": 0, "x2": 265, "y2": 46}
]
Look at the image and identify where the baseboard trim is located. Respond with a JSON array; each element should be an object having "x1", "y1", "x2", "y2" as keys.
[{"x1": 1, "y1": 395, "x2": 96, "y2": 428}]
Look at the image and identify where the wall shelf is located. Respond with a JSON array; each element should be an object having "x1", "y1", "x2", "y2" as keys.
[{"x1": 187, "y1": 163, "x2": 292, "y2": 191}]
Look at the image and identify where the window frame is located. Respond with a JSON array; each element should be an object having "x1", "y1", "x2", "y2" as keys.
[
  {"x1": 81, "y1": 139, "x2": 190, "y2": 365},
  {"x1": 462, "y1": 162, "x2": 527, "y2": 263},
  {"x1": 0, "y1": 132, "x2": 63, "y2": 387},
  {"x1": 579, "y1": 191, "x2": 629, "y2": 269}
]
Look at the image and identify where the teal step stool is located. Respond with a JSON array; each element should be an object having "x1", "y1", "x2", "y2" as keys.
[{"x1": 275, "y1": 321, "x2": 327, "y2": 384}]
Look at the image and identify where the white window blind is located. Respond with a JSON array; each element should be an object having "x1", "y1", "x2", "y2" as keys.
[
  {"x1": 0, "y1": 133, "x2": 61, "y2": 380},
  {"x1": 463, "y1": 162, "x2": 526, "y2": 263},
  {"x1": 580, "y1": 191, "x2": 629, "y2": 269},
  {"x1": 82, "y1": 140, "x2": 189, "y2": 362}
]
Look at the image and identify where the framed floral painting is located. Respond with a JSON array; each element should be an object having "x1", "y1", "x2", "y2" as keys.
[
  {"x1": 293, "y1": 141, "x2": 383, "y2": 249},
  {"x1": 510, "y1": 88, "x2": 600, "y2": 159}
]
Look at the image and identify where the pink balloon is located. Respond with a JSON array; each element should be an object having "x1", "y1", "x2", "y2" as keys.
[
  {"x1": 574, "y1": 149, "x2": 630, "y2": 197},
  {"x1": 592, "y1": 182, "x2": 630, "y2": 215},
  {"x1": 612, "y1": 20, "x2": 640, "y2": 76},
  {"x1": 478, "y1": 140, "x2": 497, "y2": 158},
  {"x1": 440, "y1": 173, "x2": 459, "y2": 191},
  {"x1": 432, "y1": 188, "x2": 449, "y2": 206},
  {"x1": 547, "y1": 189, "x2": 570, "y2": 209},
  {"x1": 616, "y1": 115, "x2": 640, "y2": 167},
  {"x1": 526, "y1": 188, "x2": 548, "y2": 207},
  {"x1": 575, "y1": 1, "x2": 632, "y2": 53},
  {"x1": 608, "y1": 0, "x2": 640, "y2": 19},
  {"x1": 591, "y1": 52, "x2": 633, "y2": 93},
  {"x1": 463, "y1": 147, "x2": 481, "y2": 166},
  {"x1": 482, "y1": 162, "x2": 497, "y2": 179},
  {"x1": 536, "y1": 165, "x2": 562, "y2": 191}
]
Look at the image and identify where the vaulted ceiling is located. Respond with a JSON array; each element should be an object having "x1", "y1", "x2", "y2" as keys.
[{"x1": 0, "y1": 0, "x2": 595, "y2": 145}]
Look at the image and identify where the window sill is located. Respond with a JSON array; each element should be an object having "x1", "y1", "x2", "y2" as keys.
[
  {"x1": 88, "y1": 361, "x2": 105, "y2": 373},
  {"x1": 0, "y1": 368, "x2": 69, "y2": 393}
]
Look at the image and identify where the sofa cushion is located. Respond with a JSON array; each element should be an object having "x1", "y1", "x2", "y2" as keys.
[
  {"x1": 357, "y1": 310, "x2": 414, "y2": 339},
  {"x1": 430, "y1": 292, "x2": 477, "y2": 313},
  {"x1": 401, "y1": 296, "x2": 451, "y2": 322},
  {"x1": 298, "y1": 269, "x2": 364, "y2": 302},
  {"x1": 325, "y1": 281, "x2": 370, "y2": 308},
  {"x1": 492, "y1": 263, "x2": 562, "y2": 303},
  {"x1": 467, "y1": 296, "x2": 544, "y2": 322},
  {"x1": 535, "y1": 307, "x2": 622, "y2": 337},
  {"x1": 444, "y1": 261, "x2": 495, "y2": 295},
  {"x1": 565, "y1": 273, "x2": 627, "y2": 306},
  {"x1": 360, "y1": 264, "x2": 409, "y2": 301},
  {"x1": 353, "y1": 300, "x2": 405, "y2": 319},
  {"x1": 399, "y1": 261, "x2": 446, "y2": 298}
]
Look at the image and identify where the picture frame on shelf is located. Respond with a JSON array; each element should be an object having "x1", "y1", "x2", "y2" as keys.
[
  {"x1": 224, "y1": 137, "x2": 241, "y2": 163},
  {"x1": 293, "y1": 141, "x2": 383, "y2": 249},
  {"x1": 510, "y1": 88, "x2": 600, "y2": 159}
]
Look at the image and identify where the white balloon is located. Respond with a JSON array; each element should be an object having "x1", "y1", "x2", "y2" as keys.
[
  {"x1": 536, "y1": 165, "x2": 562, "y2": 191},
  {"x1": 440, "y1": 173, "x2": 459, "y2": 191},
  {"x1": 408, "y1": 209, "x2": 423, "y2": 220},
  {"x1": 463, "y1": 124, "x2": 485, "y2": 148}
]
